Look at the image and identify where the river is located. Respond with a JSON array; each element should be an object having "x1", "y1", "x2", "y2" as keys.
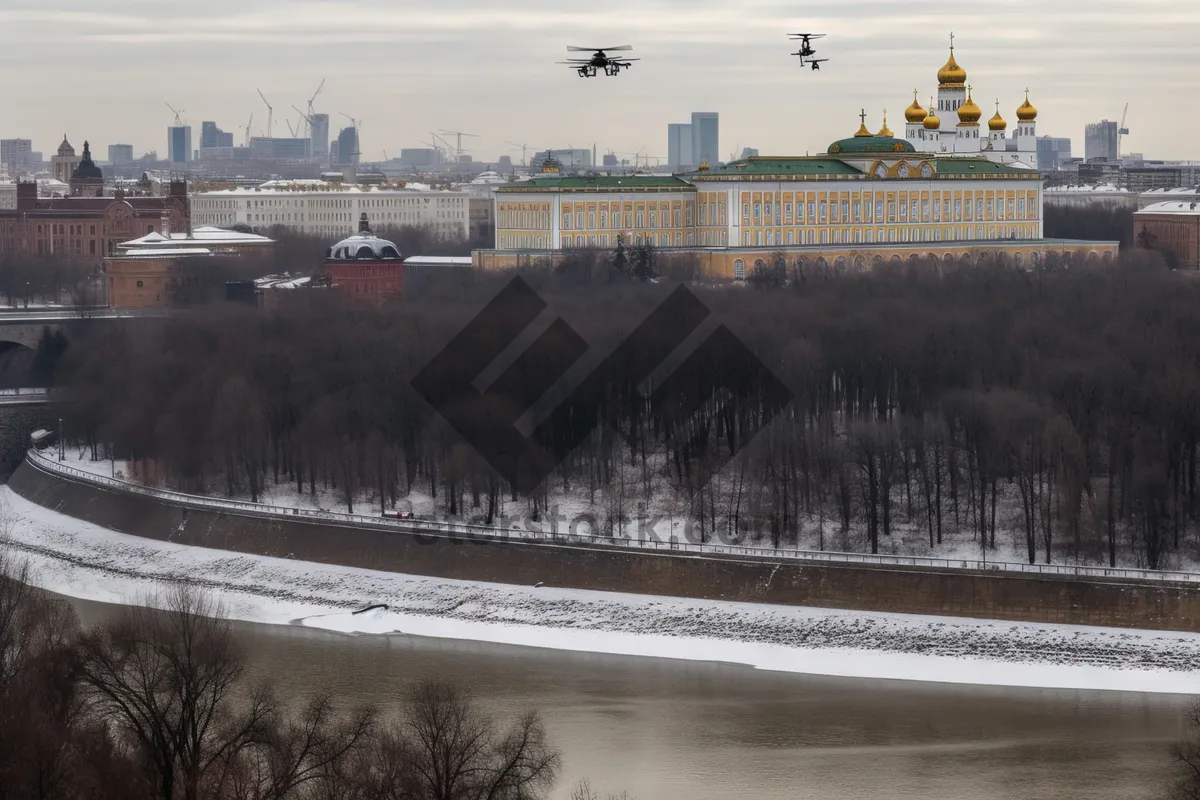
[{"x1": 69, "y1": 598, "x2": 1189, "y2": 800}]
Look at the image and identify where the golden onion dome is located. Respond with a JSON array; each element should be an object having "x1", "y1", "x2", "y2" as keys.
[
  {"x1": 905, "y1": 90, "x2": 927, "y2": 123},
  {"x1": 988, "y1": 101, "x2": 1007, "y2": 131},
  {"x1": 1016, "y1": 89, "x2": 1038, "y2": 121},
  {"x1": 876, "y1": 110, "x2": 893, "y2": 137},
  {"x1": 923, "y1": 97, "x2": 941, "y2": 129},
  {"x1": 937, "y1": 43, "x2": 967, "y2": 87},
  {"x1": 854, "y1": 121, "x2": 873, "y2": 138},
  {"x1": 956, "y1": 88, "x2": 982, "y2": 124}
]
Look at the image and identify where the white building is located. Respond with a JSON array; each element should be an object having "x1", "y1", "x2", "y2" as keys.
[
  {"x1": 1044, "y1": 184, "x2": 1136, "y2": 210},
  {"x1": 190, "y1": 184, "x2": 470, "y2": 239},
  {"x1": 0, "y1": 178, "x2": 70, "y2": 208},
  {"x1": 1139, "y1": 187, "x2": 1200, "y2": 210},
  {"x1": 900, "y1": 36, "x2": 1039, "y2": 169}
]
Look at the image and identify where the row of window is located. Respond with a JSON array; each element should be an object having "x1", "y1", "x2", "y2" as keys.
[
  {"x1": 562, "y1": 207, "x2": 695, "y2": 231},
  {"x1": 741, "y1": 196, "x2": 1035, "y2": 226},
  {"x1": 739, "y1": 224, "x2": 1037, "y2": 247},
  {"x1": 559, "y1": 233, "x2": 694, "y2": 249},
  {"x1": 198, "y1": 196, "x2": 464, "y2": 210}
]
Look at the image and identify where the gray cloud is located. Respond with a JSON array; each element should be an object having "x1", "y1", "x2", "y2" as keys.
[{"x1": 0, "y1": 0, "x2": 1192, "y2": 163}]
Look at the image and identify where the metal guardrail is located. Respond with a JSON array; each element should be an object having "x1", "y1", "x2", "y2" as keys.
[{"x1": 25, "y1": 448, "x2": 1200, "y2": 586}]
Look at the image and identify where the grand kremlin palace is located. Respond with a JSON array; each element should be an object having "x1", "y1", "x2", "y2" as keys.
[{"x1": 475, "y1": 42, "x2": 1119, "y2": 277}]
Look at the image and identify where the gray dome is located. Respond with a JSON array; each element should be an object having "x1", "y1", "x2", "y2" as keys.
[{"x1": 327, "y1": 232, "x2": 402, "y2": 261}]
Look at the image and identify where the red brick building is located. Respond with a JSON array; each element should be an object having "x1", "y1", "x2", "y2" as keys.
[
  {"x1": 324, "y1": 214, "x2": 404, "y2": 300},
  {"x1": 1134, "y1": 201, "x2": 1200, "y2": 270},
  {"x1": 0, "y1": 166, "x2": 189, "y2": 260}
]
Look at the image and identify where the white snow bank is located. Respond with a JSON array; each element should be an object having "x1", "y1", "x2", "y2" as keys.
[{"x1": 2, "y1": 486, "x2": 1199, "y2": 695}]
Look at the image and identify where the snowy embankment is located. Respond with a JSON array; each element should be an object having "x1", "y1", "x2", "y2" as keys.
[{"x1": 3, "y1": 486, "x2": 1199, "y2": 695}]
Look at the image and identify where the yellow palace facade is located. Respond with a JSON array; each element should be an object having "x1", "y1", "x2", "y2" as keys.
[{"x1": 477, "y1": 119, "x2": 1118, "y2": 278}]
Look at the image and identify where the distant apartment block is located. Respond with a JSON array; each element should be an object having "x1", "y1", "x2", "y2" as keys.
[
  {"x1": 398, "y1": 148, "x2": 441, "y2": 168},
  {"x1": 310, "y1": 113, "x2": 330, "y2": 159},
  {"x1": 667, "y1": 123, "x2": 693, "y2": 171},
  {"x1": 200, "y1": 121, "x2": 234, "y2": 149},
  {"x1": 532, "y1": 149, "x2": 592, "y2": 170},
  {"x1": 108, "y1": 144, "x2": 134, "y2": 165},
  {"x1": 1036, "y1": 137, "x2": 1071, "y2": 171},
  {"x1": 0, "y1": 139, "x2": 34, "y2": 177},
  {"x1": 335, "y1": 127, "x2": 359, "y2": 166},
  {"x1": 248, "y1": 137, "x2": 310, "y2": 162},
  {"x1": 167, "y1": 125, "x2": 192, "y2": 164},
  {"x1": 691, "y1": 112, "x2": 719, "y2": 168},
  {"x1": 1085, "y1": 121, "x2": 1119, "y2": 162}
]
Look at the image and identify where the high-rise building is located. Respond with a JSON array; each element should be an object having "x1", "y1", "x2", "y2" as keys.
[
  {"x1": 739, "y1": 147, "x2": 760, "y2": 159},
  {"x1": 0, "y1": 139, "x2": 34, "y2": 176},
  {"x1": 310, "y1": 114, "x2": 330, "y2": 160},
  {"x1": 1084, "y1": 120, "x2": 1119, "y2": 162},
  {"x1": 690, "y1": 112, "x2": 719, "y2": 168},
  {"x1": 200, "y1": 121, "x2": 234, "y2": 149},
  {"x1": 335, "y1": 126, "x2": 359, "y2": 166},
  {"x1": 602, "y1": 153, "x2": 618, "y2": 167},
  {"x1": 667, "y1": 123, "x2": 693, "y2": 171},
  {"x1": 108, "y1": 144, "x2": 134, "y2": 165},
  {"x1": 1036, "y1": 137, "x2": 1071, "y2": 171},
  {"x1": 167, "y1": 125, "x2": 192, "y2": 164}
]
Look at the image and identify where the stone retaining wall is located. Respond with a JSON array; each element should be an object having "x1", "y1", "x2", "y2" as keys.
[{"x1": 10, "y1": 458, "x2": 1200, "y2": 632}]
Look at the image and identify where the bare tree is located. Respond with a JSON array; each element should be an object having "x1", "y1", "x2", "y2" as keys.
[
  {"x1": 569, "y1": 778, "x2": 634, "y2": 800},
  {"x1": 209, "y1": 694, "x2": 377, "y2": 800},
  {"x1": 78, "y1": 584, "x2": 275, "y2": 800},
  {"x1": 397, "y1": 679, "x2": 561, "y2": 800},
  {"x1": 0, "y1": 531, "x2": 141, "y2": 799}
]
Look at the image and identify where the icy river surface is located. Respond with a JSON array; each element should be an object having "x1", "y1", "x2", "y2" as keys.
[{"x1": 71, "y1": 597, "x2": 1191, "y2": 800}]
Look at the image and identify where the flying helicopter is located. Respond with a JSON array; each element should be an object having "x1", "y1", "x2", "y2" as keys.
[
  {"x1": 788, "y1": 33, "x2": 828, "y2": 70},
  {"x1": 558, "y1": 46, "x2": 639, "y2": 78},
  {"x1": 806, "y1": 58, "x2": 829, "y2": 71}
]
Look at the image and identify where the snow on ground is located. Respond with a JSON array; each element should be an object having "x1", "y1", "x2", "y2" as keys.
[
  {"x1": 53, "y1": 449, "x2": 1198, "y2": 577},
  {"x1": 3, "y1": 486, "x2": 1199, "y2": 695}
]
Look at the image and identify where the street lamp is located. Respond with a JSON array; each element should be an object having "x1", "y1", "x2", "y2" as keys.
[{"x1": 58, "y1": 417, "x2": 64, "y2": 462}]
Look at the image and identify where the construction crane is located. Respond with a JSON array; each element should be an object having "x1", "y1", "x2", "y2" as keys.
[
  {"x1": 439, "y1": 129, "x2": 479, "y2": 161},
  {"x1": 1118, "y1": 103, "x2": 1130, "y2": 157},
  {"x1": 306, "y1": 78, "x2": 325, "y2": 126},
  {"x1": 291, "y1": 104, "x2": 313, "y2": 127},
  {"x1": 285, "y1": 119, "x2": 298, "y2": 138},
  {"x1": 165, "y1": 103, "x2": 185, "y2": 126},
  {"x1": 505, "y1": 141, "x2": 530, "y2": 167},
  {"x1": 242, "y1": 113, "x2": 254, "y2": 147},
  {"x1": 256, "y1": 89, "x2": 274, "y2": 139}
]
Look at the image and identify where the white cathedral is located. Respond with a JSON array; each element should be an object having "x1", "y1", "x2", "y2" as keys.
[{"x1": 900, "y1": 35, "x2": 1040, "y2": 169}]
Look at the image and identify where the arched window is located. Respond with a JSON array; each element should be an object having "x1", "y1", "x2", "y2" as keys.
[{"x1": 733, "y1": 259, "x2": 745, "y2": 280}]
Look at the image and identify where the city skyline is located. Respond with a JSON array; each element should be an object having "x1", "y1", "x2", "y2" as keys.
[{"x1": 0, "y1": 0, "x2": 1194, "y2": 163}]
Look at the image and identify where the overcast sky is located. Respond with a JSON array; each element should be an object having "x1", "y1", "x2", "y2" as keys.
[{"x1": 1, "y1": 0, "x2": 1193, "y2": 164}]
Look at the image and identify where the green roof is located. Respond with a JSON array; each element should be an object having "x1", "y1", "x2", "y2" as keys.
[
  {"x1": 498, "y1": 175, "x2": 694, "y2": 191},
  {"x1": 934, "y1": 159, "x2": 1040, "y2": 175},
  {"x1": 693, "y1": 158, "x2": 863, "y2": 177},
  {"x1": 828, "y1": 136, "x2": 917, "y2": 154}
]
